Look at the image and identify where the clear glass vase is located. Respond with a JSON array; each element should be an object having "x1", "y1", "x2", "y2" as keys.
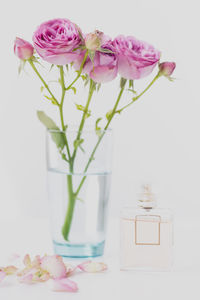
[{"x1": 46, "y1": 128, "x2": 112, "y2": 258}]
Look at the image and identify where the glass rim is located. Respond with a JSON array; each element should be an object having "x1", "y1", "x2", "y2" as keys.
[{"x1": 47, "y1": 127, "x2": 112, "y2": 134}]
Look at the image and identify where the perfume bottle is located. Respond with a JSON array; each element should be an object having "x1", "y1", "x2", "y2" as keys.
[{"x1": 120, "y1": 185, "x2": 173, "y2": 271}]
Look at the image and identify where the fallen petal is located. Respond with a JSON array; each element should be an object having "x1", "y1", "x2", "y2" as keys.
[
  {"x1": 33, "y1": 270, "x2": 50, "y2": 282},
  {"x1": 41, "y1": 255, "x2": 66, "y2": 279},
  {"x1": 0, "y1": 271, "x2": 6, "y2": 283},
  {"x1": 78, "y1": 261, "x2": 107, "y2": 273},
  {"x1": 17, "y1": 268, "x2": 29, "y2": 277},
  {"x1": 32, "y1": 255, "x2": 41, "y2": 268},
  {"x1": 52, "y1": 278, "x2": 78, "y2": 292},
  {"x1": 3, "y1": 265, "x2": 18, "y2": 275},
  {"x1": 23, "y1": 254, "x2": 31, "y2": 268},
  {"x1": 19, "y1": 273, "x2": 34, "y2": 284},
  {"x1": 65, "y1": 264, "x2": 77, "y2": 276}
]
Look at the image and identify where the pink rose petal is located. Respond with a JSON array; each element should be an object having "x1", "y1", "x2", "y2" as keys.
[
  {"x1": 65, "y1": 264, "x2": 77, "y2": 276},
  {"x1": 23, "y1": 254, "x2": 31, "y2": 268},
  {"x1": 52, "y1": 278, "x2": 78, "y2": 292},
  {"x1": 78, "y1": 261, "x2": 107, "y2": 273},
  {"x1": 3, "y1": 265, "x2": 18, "y2": 275},
  {"x1": 41, "y1": 255, "x2": 66, "y2": 279},
  {"x1": 33, "y1": 270, "x2": 50, "y2": 282},
  {"x1": 19, "y1": 273, "x2": 34, "y2": 284},
  {"x1": 0, "y1": 271, "x2": 6, "y2": 283},
  {"x1": 32, "y1": 255, "x2": 41, "y2": 268}
]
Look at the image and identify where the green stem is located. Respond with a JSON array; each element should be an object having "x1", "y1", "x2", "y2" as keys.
[
  {"x1": 66, "y1": 50, "x2": 88, "y2": 91},
  {"x1": 59, "y1": 66, "x2": 75, "y2": 241},
  {"x1": 28, "y1": 59, "x2": 59, "y2": 106},
  {"x1": 61, "y1": 175, "x2": 75, "y2": 240},
  {"x1": 61, "y1": 79, "x2": 95, "y2": 241},
  {"x1": 60, "y1": 52, "x2": 89, "y2": 241},
  {"x1": 117, "y1": 73, "x2": 160, "y2": 113},
  {"x1": 59, "y1": 66, "x2": 72, "y2": 164},
  {"x1": 74, "y1": 80, "x2": 127, "y2": 198},
  {"x1": 71, "y1": 79, "x2": 95, "y2": 166}
]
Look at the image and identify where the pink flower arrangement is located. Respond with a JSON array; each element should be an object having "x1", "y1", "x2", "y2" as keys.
[{"x1": 14, "y1": 18, "x2": 175, "y2": 244}]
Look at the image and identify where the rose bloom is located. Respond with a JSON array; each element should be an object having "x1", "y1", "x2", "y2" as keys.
[
  {"x1": 33, "y1": 18, "x2": 83, "y2": 65},
  {"x1": 14, "y1": 37, "x2": 34, "y2": 60},
  {"x1": 113, "y1": 35, "x2": 160, "y2": 80},
  {"x1": 74, "y1": 36, "x2": 118, "y2": 83}
]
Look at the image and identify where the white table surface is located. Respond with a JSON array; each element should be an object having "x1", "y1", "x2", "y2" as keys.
[{"x1": 0, "y1": 217, "x2": 200, "y2": 299}]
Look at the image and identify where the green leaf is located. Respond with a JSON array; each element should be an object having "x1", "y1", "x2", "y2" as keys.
[
  {"x1": 167, "y1": 76, "x2": 175, "y2": 82},
  {"x1": 96, "y1": 83, "x2": 101, "y2": 92},
  {"x1": 44, "y1": 95, "x2": 54, "y2": 101},
  {"x1": 31, "y1": 56, "x2": 43, "y2": 67},
  {"x1": 127, "y1": 88, "x2": 137, "y2": 94},
  {"x1": 75, "y1": 25, "x2": 84, "y2": 43},
  {"x1": 37, "y1": 111, "x2": 58, "y2": 129},
  {"x1": 129, "y1": 80, "x2": 134, "y2": 89},
  {"x1": 63, "y1": 124, "x2": 68, "y2": 131},
  {"x1": 106, "y1": 110, "x2": 113, "y2": 121},
  {"x1": 95, "y1": 118, "x2": 102, "y2": 137},
  {"x1": 73, "y1": 138, "x2": 84, "y2": 150},
  {"x1": 77, "y1": 197, "x2": 84, "y2": 203},
  {"x1": 84, "y1": 77, "x2": 90, "y2": 87},
  {"x1": 73, "y1": 45, "x2": 86, "y2": 52},
  {"x1": 18, "y1": 60, "x2": 26, "y2": 74},
  {"x1": 75, "y1": 104, "x2": 85, "y2": 111},
  {"x1": 99, "y1": 47, "x2": 114, "y2": 54},
  {"x1": 70, "y1": 86, "x2": 76, "y2": 94},
  {"x1": 49, "y1": 64, "x2": 54, "y2": 71},
  {"x1": 44, "y1": 95, "x2": 57, "y2": 105},
  {"x1": 61, "y1": 152, "x2": 68, "y2": 162},
  {"x1": 81, "y1": 74, "x2": 88, "y2": 81},
  {"x1": 37, "y1": 111, "x2": 65, "y2": 150},
  {"x1": 88, "y1": 50, "x2": 95, "y2": 63},
  {"x1": 95, "y1": 118, "x2": 102, "y2": 131},
  {"x1": 120, "y1": 77, "x2": 127, "y2": 89},
  {"x1": 40, "y1": 86, "x2": 44, "y2": 93},
  {"x1": 75, "y1": 104, "x2": 91, "y2": 118}
]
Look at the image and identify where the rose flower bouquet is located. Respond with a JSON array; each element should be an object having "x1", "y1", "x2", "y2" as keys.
[{"x1": 14, "y1": 18, "x2": 175, "y2": 257}]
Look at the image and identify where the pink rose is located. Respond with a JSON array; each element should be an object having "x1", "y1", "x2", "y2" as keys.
[
  {"x1": 159, "y1": 62, "x2": 176, "y2": 77},
  {"x1": 32, "y1": 18, "x2": 83, "y2": 65},
  {"x1": 113, "y1": 35, "x2": 160, "y2": 80},
  {"x1": 14, "y1": 37, "x2": 34, "y2": 60},
  {"x1": 74, "y1": 37, "x2": 118, "y2": 83}
]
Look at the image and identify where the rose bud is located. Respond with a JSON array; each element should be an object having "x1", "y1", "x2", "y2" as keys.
[
  {"x1": 73, "y1": 38, "x2": 118, "y2": 83},
  {"x1": 14, "y1": 37, "x2": 34, "y2": 60},
  {"x1": 159, "y1": 62, "x2": 176, "y2": 77},
  {"x1": 85, "y1": 30, "x2": 104, "y2": 51}
]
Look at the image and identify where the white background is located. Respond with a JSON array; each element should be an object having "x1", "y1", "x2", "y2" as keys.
[{"x1": 0, "y1": 0, "x2": 200, "y2": 298}]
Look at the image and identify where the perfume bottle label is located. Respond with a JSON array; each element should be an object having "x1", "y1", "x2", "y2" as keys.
[{"x1": 135, "y1": 215, "x2": 161, "y2": 245}]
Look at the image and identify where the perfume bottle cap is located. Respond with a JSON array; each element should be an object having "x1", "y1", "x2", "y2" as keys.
[{"x1": 138, "y1": 184, "x2": 156, "y2": 208}]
